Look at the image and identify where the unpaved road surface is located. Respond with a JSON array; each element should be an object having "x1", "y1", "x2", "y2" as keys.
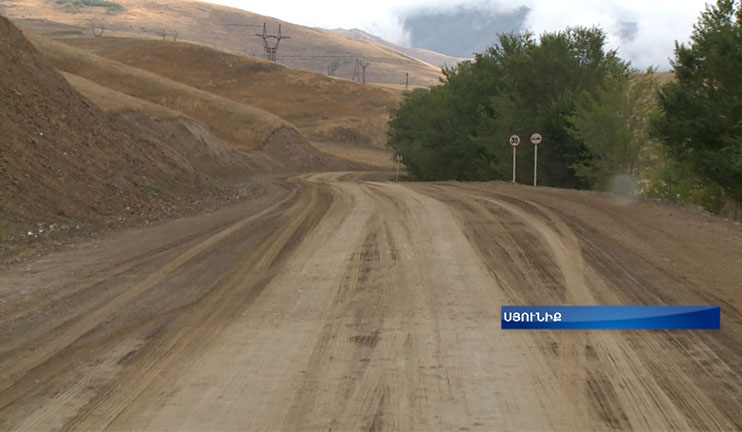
[{"x1": 1, "y1": 173, "x2": 741, "y2": 431}]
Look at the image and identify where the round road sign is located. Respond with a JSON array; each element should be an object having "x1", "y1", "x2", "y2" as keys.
[
  {"x1": 508, "y1": 134, "x2": 521, "y2": 147},
  {"x1": 530, "y1": 132, "x2": 543, "y2": 145}
]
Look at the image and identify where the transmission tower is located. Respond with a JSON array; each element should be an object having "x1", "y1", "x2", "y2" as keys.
[
  {"x1": 359, "y1": 60, "x2": 370, "y2": 84},
  {"x1": 255, "y1": 23, "x2": 289, "y2": 61},
  {"x1": 352, "y1": 59, "x2": 360, "y2": 81},
  {"x1": 352, "y1": 59, "x2": 369, "y2": 83}
]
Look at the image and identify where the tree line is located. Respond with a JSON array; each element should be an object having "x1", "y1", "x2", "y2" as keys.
[{"x1": 388, "y1": 0, "x2": 742, "y2": 215}]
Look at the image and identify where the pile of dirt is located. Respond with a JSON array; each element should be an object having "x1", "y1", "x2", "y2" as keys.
[
  {"x1": 0, "y1": 16, "x2": 230, "y2": 234},
  {"x1": 0, "y1": 16, "x2": 369, "y2": 263}
]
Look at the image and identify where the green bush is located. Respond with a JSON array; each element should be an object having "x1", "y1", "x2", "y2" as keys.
[
  {"x1": 567, "y1": 70, "x2": 658, "y2": 191},
  {"x1": 56, "y1": 0, "x2": 124, "y2": 13},
  {"x1": 388, "y1": 27, "x2": 630, "y2": 187},
  {"x1": 643, "y1": 151, "x2": 727, "y2": 213}
]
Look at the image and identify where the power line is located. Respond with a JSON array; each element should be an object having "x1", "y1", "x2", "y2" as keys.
[
  {"x1": 225, "y1": 23, "x2": 264, "y2": 28},
  {"x1": 278, "y1": 55, "x2": 411, "y2": 64}
]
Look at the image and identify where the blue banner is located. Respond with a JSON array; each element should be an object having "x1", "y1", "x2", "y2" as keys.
[{"x1": 501, "y1": 305, "x2": 720, "y2": 330}]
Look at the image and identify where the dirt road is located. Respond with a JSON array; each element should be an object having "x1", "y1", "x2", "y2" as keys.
[{"x1": 1, "y1": 173, "x2": 740, "y2": 431}]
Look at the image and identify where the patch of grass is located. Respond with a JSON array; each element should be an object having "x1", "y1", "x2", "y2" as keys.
[
  {"x1": 0, "y1": 224, "x2": 7, "y2": 242},
  {"x1": 140, "y1": 184, "x2": 163, "y2": 195},
  {"x1": 124, "y1": 175, "x2": 163, "y2": 195},
  {"x1": 55, "y1": 0, "x2": 124, "y2": 14},
  {"x1": 643, "y1": 156, "x2": 728, "y2": 213}
]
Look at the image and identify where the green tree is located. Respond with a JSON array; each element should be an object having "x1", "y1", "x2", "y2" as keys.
[
  {"x1": 389, "y1": 26, "x2": 630, "y2": 187},
  {"x1": 652, "y1": 0, "x2": 742, "y2": 205},
  {"x1": 567, "y1": 70, "x2": 657, "y2": 190},
  {"x1": 479, "y1": 28, "x2": 630, "y2": 187},
  {"x1": 388, "y1": 57, "x2": 501, "y2": 181}
]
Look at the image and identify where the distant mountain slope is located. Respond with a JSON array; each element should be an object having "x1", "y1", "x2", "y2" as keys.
[
  {"x1": 403, "y1": 5, "x2": 530, "y2": 58},
  {"x1": 327, "y1": 28, "x2": 466, "y2": 69},
  {"x1": 0, "y1": 0, "x2": 442, "y2": 85}
]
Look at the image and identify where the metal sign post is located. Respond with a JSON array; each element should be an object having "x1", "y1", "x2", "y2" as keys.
[
  {"x1": 530, "y1": 132, "x2": 543, "y2": 187},
  {"x1": 395, "y1": 154, "x2": 403, "y2": 182},
  {"x1": 508, "y1": 134, "x2": 521, "y2": 184},
  {"x1": 533, "y1": 145, "x2": 538, "y2": 186}
]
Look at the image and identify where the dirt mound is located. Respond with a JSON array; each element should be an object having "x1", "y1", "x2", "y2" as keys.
[
  {"x1": 258, "y1": 127, "x2": 367, "y2": 172},
  {"x1": 0, "y1": 16, "x2": 228, "y2": 231},
  {"x1": 0, "y1": 17, "x2": 374, "y2": 263}
]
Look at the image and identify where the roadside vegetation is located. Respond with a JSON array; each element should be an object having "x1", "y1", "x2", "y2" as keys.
[
  {"x1": 650, "y1": 0, "x2": 742, "y2": 216},
  {"x1": 55, "y1": 0, "x2": 124, "y2": 14},
  {"x1": 389, "y1": 0, "x2": 742, "y2": 216}
]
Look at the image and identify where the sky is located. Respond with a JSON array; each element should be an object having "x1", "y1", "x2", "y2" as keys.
[{"x1": 207, "y1": 0, "x2": 710, "y2": 69}]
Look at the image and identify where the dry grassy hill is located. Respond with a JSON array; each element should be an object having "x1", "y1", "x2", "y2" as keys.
[
  {"x1": 20, "y1": 33, "x2": 401, "y2": 167},
  {"x1": 59, "y1": 37, "x2": 402, "y2": 148},
  {"x1": 26, "y1": 33, "x2": 290, "y2": 151},
  {"x1": 0, "y1": 0, "x2": 443, "y2": 85}
]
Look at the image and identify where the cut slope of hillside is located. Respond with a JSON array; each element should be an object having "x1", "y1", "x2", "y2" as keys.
[
  {"x1": 61, "y1": 71, "x2": 361, "y2": 174},
  {"x1": 24, "y1": 32, "x2": 290, "y2": 151},
  {"x1": 58, "y1": 37, "x2": 402, "y2": 148},
  {"x1": 1, "y1": 15, "x2": 357, "y2": 240},
  {"x1": 2, "y1": 0, "x2": 443, "y2": 85},
  {"x1": 0, "y1": 15, "x2": 226, "y2": 228}
]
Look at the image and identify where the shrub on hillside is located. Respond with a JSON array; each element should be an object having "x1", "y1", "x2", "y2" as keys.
[{"x1": 55, "y1": 0, "x2": 124, "y2": 13}]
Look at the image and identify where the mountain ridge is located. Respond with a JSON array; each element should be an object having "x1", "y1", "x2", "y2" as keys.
[
  {"x1": 326, "y1": 27, "x2": 466, "y2": 70},
  {"x1": 0, "y1": 0, "x2": 443, "y2": 85}
]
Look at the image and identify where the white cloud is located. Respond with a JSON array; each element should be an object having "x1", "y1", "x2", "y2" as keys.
[
  {"x1": 205, "y1": 0, "x2": 709, "y2": 69},
  {"x1": 520, "y1": 0, "x2": 706, "y2": 69}
]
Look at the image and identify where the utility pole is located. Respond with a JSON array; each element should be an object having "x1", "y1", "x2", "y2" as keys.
[
  {"x1": 404, "y1": 74, "x2": 416, "y2": 90},
  {"x1": 90, "y1": 20, "x2": 105, "y2": 38},
  {"x1": 255, "y1": 23, "x2": 289, "y2": 61},
  {"x1": 396, "y1": 154, "x2": 403, "y2": 182}
]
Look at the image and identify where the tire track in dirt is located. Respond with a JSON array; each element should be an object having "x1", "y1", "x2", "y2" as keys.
[
  {"x1": 1, "y1": 174, "x2": 740, "y2": 431},
  {"x1": 0, "y1": 180, "x2": 325, "y2": 431},
  {"x1": 415, "y1": 183, "x2": 739, "y2": 430},
  {"x1": 0, "y1": 186, "x2": 297, "y2": 388},
  {"x1": 61, "y1": 180, "x2": 334, "y2": 431}
]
